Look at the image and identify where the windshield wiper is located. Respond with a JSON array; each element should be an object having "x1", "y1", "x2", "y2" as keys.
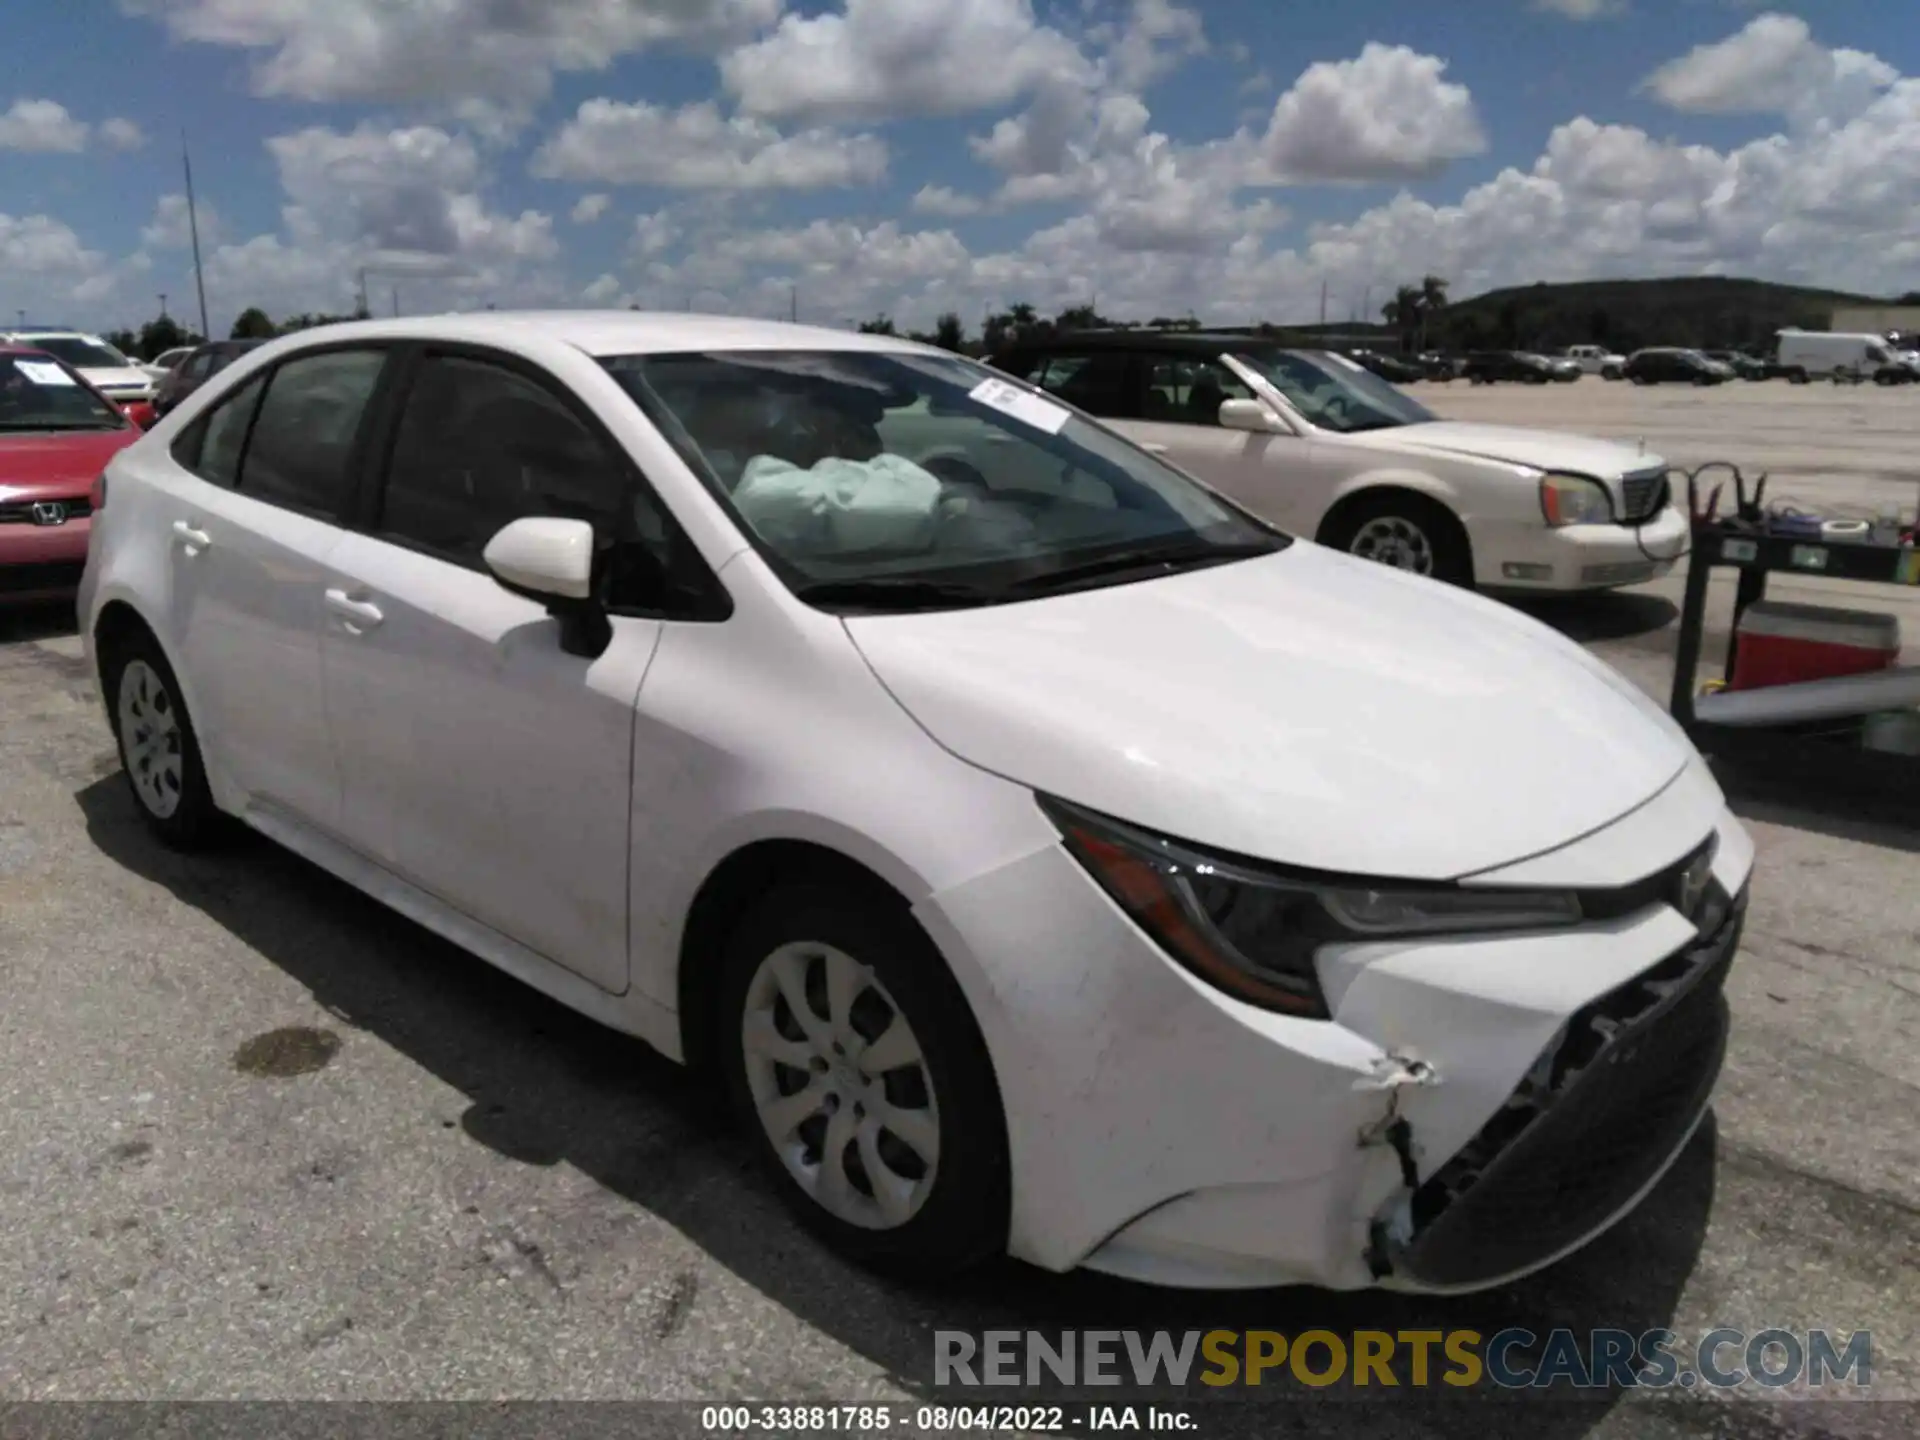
[
  {"x1": 790, "y1": 576, "x2": 1012, "y2": 612},
  {"x1": 1011, "y1": 539, "x2": 1279, "y2": 594}
]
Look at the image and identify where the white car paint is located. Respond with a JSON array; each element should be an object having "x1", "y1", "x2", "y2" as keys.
[
  {"x1": 1562, "y1": 344, "x2": 1626, "y2": 374},
  {"x1": 1108, "y1": 349, "x2": 1688, "y2": 591},
  {"x1": 79, "y1": 312, "x2": 1752, "y2": 1292},
  {"x1": 2, "y1": 329, "x2": 156, "y2": 402}
]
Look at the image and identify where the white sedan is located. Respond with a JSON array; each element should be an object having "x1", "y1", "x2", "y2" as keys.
[
  {"x1": 994, "y1": 337, "x2": 1690, "y2": 591},
  {"x1": 80, "y1": 312, "x2": 1751, "y2": 1291}
]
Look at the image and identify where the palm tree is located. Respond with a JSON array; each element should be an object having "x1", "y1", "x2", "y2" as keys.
[
  {"x1": 1383, "y1": 285, "x2": 1422, "y2": 353},
  {"x1": 1418, "y1": 275, "x2": 1449, "y2": 351}
]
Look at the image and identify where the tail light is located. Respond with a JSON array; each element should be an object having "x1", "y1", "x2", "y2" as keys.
[{"x1": 89, "y1": 472, "x2": 108, "y2": 512}]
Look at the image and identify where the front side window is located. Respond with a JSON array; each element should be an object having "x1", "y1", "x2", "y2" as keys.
[
  {"x1": 602, "y1": 348, "x2": 1286, "y2": 611},
  {"x1": 377, "y1": 353, "x2": 693, "y2": 609},
  {"x1": 238, "y1": 349, "x2": 386, "y2": 516},
  {"x1": 0, "y1": 355, "x2": 128, "y2": 432},
  {"x1": 1232, "y1": 350, "x2": 1437, "y2": 434}
]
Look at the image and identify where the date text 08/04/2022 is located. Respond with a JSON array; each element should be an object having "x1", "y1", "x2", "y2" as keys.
[{"x1": 700, "y1": 1404, "x2": 1195, "y2": 1432}]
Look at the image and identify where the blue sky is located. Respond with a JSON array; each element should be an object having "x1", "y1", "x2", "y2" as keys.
[{"x1": 2, "y1": 1, "x2": 1917, "y2": 335}]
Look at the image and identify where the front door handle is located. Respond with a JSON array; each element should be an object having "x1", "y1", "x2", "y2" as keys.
[
  {"x1": 1139, "y1": 442, "x2": 1169, "y2": 454},
  {"x1": 171, "y1": 520, "x2": 212, "y2": 550},
  {"x1": 324, "y1": 588, "x2": 385, "y2": 632}
]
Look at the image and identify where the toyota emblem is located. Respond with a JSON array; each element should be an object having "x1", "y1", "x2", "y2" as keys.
[{"x1": 29, "y1": 501, "x2": 68, "y2": 526}]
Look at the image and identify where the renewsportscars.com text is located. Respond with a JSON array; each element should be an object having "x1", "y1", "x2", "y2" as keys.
[{"x1": 934, "y1": 1327, "x2": 1872, "y2": 1391}]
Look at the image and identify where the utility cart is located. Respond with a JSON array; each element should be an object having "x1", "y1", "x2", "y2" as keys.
[{"x1": 1668, "y1": 466, "x2": 1920, "y2": 790}]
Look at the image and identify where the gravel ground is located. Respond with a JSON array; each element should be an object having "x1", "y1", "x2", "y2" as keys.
[{"x1": 0, "y1": 376, "x2": 1915, "y2": 1437}]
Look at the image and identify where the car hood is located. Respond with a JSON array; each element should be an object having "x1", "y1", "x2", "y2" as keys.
[
  {"x1": 1368, "y1": 421, "x2": 1659, "y2": 478},
  {"x1": 845, "y1": 544, "x2": 1694, "y2": 879},
  {"x1": 0, "y1": 429, "x2": 140, "y2": 492},
  {"x1": 79, "y1": 366, "x2": 152, "y2": 390}
]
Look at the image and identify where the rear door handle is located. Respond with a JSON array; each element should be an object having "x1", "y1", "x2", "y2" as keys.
[
  {"x1": 171, "y1": 520, "x2": 212, "y2": 550},
  {"x1": 324, "y1": 588, "x2": 384, "y2": 631},
  {"x1": 1140, "y1": 442, "x2": 1169, "y2": 454}
]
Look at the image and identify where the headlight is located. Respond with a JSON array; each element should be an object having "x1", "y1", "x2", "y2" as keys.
[
  {"x1": 1539, "y1": 473, "x2": 1613, "y2": 527},
  {"x1": 1041, "y1": 797, "x2": 1582, "y2": 1019}
]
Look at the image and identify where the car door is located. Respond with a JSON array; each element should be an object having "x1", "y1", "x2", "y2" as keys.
[
  {"x1": 1121, "y1": 352, "x2": 1322, "y2": 530},
  {"x1": 160, "y1": 346, "x2": 391, "y2": 830},
  {"x1": 317, "y1": 346, "x2": 676, "y2": 994}
]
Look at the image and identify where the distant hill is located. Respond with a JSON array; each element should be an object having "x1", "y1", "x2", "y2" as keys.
[{"x1": 1425, "y1": 276, "x2": 1877, "y2": 354}]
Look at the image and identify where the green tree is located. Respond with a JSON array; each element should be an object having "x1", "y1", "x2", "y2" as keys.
[
  {"x1": 137, "y1": 315, "x2": 196, "y2": 359},
  {"x1": 230, "y1": 306, "x2": 276, "y2": 339},
  {"x1": 857, "y1": 313, "x2": 897, "y2": 335},
  {"x1": 104, "y1": 328, "x2": 139, "y2": 356},
  {"x1": 933, "y1": 311, "x2": 966, "y2": 351}
]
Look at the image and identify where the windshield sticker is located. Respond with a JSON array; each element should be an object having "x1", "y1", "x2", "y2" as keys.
[
  {"x1": 1324, "y1": 352, "x2": 1366, "y2": 372},
  {"x1": 14, "y1": 361, "x2": 74, "y2": 386},
  {"x1": 968, "y1": 376, "x2": 1070, "y2": 435}
]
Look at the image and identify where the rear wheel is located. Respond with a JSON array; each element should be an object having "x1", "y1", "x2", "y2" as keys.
[
  {"x1": 1787, "y1": 367, "x2": 1810, "y2": 385},
  {"x1": 715, "y1": 879, "x2": 1009, "y2": 1280},
  {"x1": 102, "y1": 631, "x2": 222, "y2": 849},
  {"x1": 1323, "y1": 492, "x2": 1473, "y2": 587}
]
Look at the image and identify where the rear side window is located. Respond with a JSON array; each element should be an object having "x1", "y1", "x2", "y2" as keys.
[
  {"x1": 169, "y1": 373, "x2": 267, "y2": 488},
  {"x1": 237, "y1": 349, "x2": 386, "y2": 517},
  {"x1": 1030, "y1": 352, "x2": 1132, "y2": 417}
]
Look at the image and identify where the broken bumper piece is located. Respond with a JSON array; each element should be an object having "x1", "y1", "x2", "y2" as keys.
[{"x1": 1381, "y1": 885, "x2": 1745, "y2": 1290}]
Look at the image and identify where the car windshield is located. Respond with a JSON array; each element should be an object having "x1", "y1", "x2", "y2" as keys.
[
  {"x1": 603, "y1": 348, "x2": 1287, "y2": 610},
  {"x1": 25, "y1": 336, "x2": 129, "y2": 369},
  {"x1": 0, "y1": 355, "x2": 126, "y2": 430},
  {"x1": 1229, "y1": 349, "x2": 1437, "y2": 434}
]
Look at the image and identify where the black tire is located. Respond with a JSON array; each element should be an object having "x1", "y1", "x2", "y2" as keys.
[
  {"x1": 100, "y1": 627, "x2": 223, "y2": 849},
  {"x1": 715, "y1": 878, "x2": 1009, "y2": 1280},
  {"x1": 1602, "y1": 366, "x2": 1622, "y2": 381},
  {"x1": 1787, "y1": 367, "x2": 1810, "y2": 385},
  {"x1": 1322, "y1": 491, "x2": 1473, "y2": 587}
]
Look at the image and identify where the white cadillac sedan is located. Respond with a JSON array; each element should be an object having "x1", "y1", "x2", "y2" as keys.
[
  {"x1": 991, "y1": 333, "x2": 1690, "y2": 592},
  {"x1": 79, "y1": 313, "x2": 1751, "y2": 1292}
]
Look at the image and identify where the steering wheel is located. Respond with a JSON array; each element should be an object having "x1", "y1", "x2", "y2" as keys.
[{"x1": 921, "y1": 455, "x2": 991, "y2": 496}]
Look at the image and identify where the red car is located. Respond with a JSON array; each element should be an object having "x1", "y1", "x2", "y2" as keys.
[{"x1": 0, "y1": 345, "x2": 146, "y2": 606}]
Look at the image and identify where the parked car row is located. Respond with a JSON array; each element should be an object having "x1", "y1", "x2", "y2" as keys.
[{"x1": 29, "y1": 311, "x2": 1750, "y2": 1296}]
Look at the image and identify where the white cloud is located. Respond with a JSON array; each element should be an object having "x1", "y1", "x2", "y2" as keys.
[
  {"x1": 582, "y1": 272, "x2": 624, "y2": 303},
  {"x1": 1531, "y1": 0, "x2": 1626, "y2": 18},
  {"x1": 0, "y1": 212, "x2": 107, "y2": 274},
  {"x1": 1644, "y1": 13, "x2": 1896, "y2": 118},
  {"x1": 1099, "y1": 0, "x2": 1208, "y2": 92},
  {"x1": 98, "y1": 117, "x2": 149, "y2": 151},
  {"x1": 1256, "y1": 43, "x2": 1486, "y2": 182},
  {"x1": 120, "y1": 0, "x2": 784, "y2": 120},
  {"x1": 0, "y1": 99, "x2": 92, "y2": 152},
  {"x1": 721, "y1": 0, "x2": 1094, "y2": 124},
  {"x1": 571, "y1": 193, "x2": 611, "y2": 224},
  {"x1": 142, "y1": 192, "x2": 222, "y2": 248},
  {"x1": 912, "y1": 184, "x2": 984, "y2": 216},
  {"x1": 530, "y1": 99, "x2": 887, "y2": 189},
  {"x1": 268, "y1": 123, "x2": 556, "y2": 264}
]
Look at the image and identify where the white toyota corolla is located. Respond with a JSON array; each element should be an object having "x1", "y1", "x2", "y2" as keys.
[{"x1": 79, "y1": 313, "x2": 1752, "y2": 1292}]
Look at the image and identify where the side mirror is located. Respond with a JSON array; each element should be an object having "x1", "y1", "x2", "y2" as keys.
[
  {"x1": 482, "y1": 516, "x2": 610, "y2": 658},
  {"x1": 1219, "y1": 398, "x2": 1281, "y2": 433}
]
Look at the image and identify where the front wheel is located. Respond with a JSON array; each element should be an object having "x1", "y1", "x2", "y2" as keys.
[
  {"x1": 716, "y1": 880, "x2": 1009, "y2": 1279},
  {"x1": 1324, "y1": 492, "x2": 1473, "y2": 587}
]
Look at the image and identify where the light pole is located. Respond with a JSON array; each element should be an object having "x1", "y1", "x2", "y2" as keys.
[{"x1": 159, "y1": 293, "x2": 169, "y2": 317}]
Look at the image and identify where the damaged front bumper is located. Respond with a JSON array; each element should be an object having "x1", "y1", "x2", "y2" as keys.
[{"x1": 917, "y1": 763, "x2": 1754, "y2": 1293}]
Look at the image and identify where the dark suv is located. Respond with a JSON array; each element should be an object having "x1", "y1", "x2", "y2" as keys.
[
  {"x1": 1621, "y1": 348, "x2": 1729, "y2": 385},
  {"x1": 1461, "y1": 351, "x2": 1554, "y2": 384}
]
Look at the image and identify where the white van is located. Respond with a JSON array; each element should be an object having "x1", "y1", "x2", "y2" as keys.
[{"x1": 1774, "y1": 329, "x2": 1904, "y2": 383}]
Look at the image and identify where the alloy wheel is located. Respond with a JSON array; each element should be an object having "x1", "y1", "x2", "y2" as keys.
[
  {"x1": 117, "y1": 659, "x2": 184, "y2": 819},
  {"x1": 741, "y1": 941, "x2": 941, "y2": 1230},
  {"x1": 1351, "y1": 516, "x2": 1435, "y2": 575}
]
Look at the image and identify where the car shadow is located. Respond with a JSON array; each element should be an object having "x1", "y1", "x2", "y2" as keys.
[
  {"x1": 1500, "y1": 591, "x2": 1678, "y2": 644},
  {"x1": 0, "y1": 598, "x2": 80, "y2": 645},
  {"x1": 76, "y1": 776, "x2": 1712, "y2": 1436},
  {"x1": 1719, "y1": 773, "x2": 1920, "y2": 854}
]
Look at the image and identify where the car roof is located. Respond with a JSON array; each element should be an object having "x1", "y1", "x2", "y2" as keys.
[
  {"x1": 6, "y1": 329, "x2": 103, "y2": 341},
  {"x1": 255, "y1": 310, "x2": 949, "y2": 360},
  {"x1": 990, "y1": 329, "x2": 1303, "y2": 356}
]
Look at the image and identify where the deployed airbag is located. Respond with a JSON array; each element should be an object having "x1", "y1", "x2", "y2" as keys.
[{"x1": 733, "y1": 453, "x2": 943, "y2": 555}]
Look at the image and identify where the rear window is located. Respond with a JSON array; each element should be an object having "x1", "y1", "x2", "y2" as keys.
[{"x1": 0, "y1": 355, "x2": 126, "y2": 431}]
